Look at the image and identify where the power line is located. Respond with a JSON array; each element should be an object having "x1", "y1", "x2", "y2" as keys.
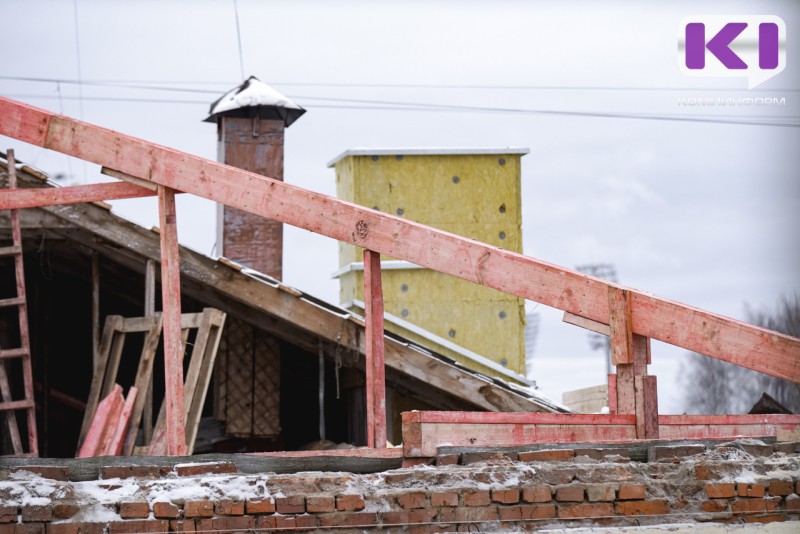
[{"x1": 233, "y1": 0, "x2": 245, "y2": 80}]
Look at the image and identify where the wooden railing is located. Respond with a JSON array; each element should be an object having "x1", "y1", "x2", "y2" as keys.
[{"x1": 2, "y1": 96, "x2": 799, "y2": 453}]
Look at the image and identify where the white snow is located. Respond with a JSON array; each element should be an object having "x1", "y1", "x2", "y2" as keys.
[{"x1": 209, "y1": 77, "x2": 303, "y2": 116}]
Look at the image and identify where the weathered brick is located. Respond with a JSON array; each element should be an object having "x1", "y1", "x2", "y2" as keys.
[
  {"x1": 119, "y1": 501, "x2": 150, "y2": 519},
  {"x1": 430, "y1": 492, "x2": 458, "y2": 507},
  {"x1": 167, "y1": 520, "x2": 195, "y2": 533},
  {"x1": 410, "y1": 509, "x2": 437, "y2": 523},
  {"x1": 107, "y1": 520, "x2": 168, "y2": 534},
  {"x1": 435, "y1": 454, "x2": 459, "y2": 466},
  {"x1": 518, "y1": 449, "x2": 575, "y2": 462},
  {"x1": 100, "y1": 466, "x2": 171, "y2": 479},
  {"x1": 649, "y1": 445, "x2": 705, "y2": 461},
  {"x1": 499, "y1": 504, "x2": 556, "y2": 521},
  {"x1": 701, "y1": 500, "x2": 729, "y2": 513},
  {"x1": 47, "y1": 523, "x2": 105, "y2": 534},
  {"x1": 2, "y1": 525, "x2": 44, "y2": 534},
  {"x1": 272, "y1": 516, "x2": 296, "y2": 530},
  {"x1": 555, "y1": 485, "x2": 584, "y2": 502},
  {"x1": 572, "y1": 448, "x2": 630, "y2": 461},
  {"x1": 437, "y1": 507, "x2": 455, "y2": 523},
  {"x1": 174, "y1": 462, "x2": 236, "y2": 477},
  {"x1": 211, "y1": 516, "x2": 256, "y2": 531},
  {"x1": 737, "y1": 483, "x2": 766, "y2": 497},
  {"x1": 214, "y1": 499, "x2": 244, "y2": 516},
  {"x1": 397, "y1": 491, "x2": 427, "y2": 509},
  {"x1": 306, "y1": 496, "x2": 335, "y2": 513},
  {"x1": 786, "y1": 494, "x2": 800, "y2": 512},
  {"x1": 538, "y1": 468, "x2": 575, "y2": 485},
  {"x1": 739, "y1": 444, "x2": 773, "y2": 457},
  {"x1": 732, "y1": 498, "x2": 767, "y2": 514},
  {"x1": 768, "y1": 480, "x2": 793, "y2": 496},
  {"x1": 318, "y1": 512, "x2": 377, "y2": 527},
  {"x1": 52, "y1": 503, "x2": 79, "y2": 520},
  {"x1": 463, "y1": 491, "x2": 490, "y2": 507},
  {"x1": 694, "y1": 465, "x2": 715, "y2": 481},
  {"x1": 586, "y1": 485, "x2": 616, "y2": 502},
  {"x1": 294, "y1": 515, "x2": 317, "y2": 530},
  {"x1": 705, "y1": 483, "x2": 735, "y2": 499},
  {"x1": 11, "y1": 467, "x2": 68, "y2": 481},
  {"x1": 245, "y1": 498, "x2": 275, "y2": 514},
  {"x1": 0, "y1": 506, "x2": 16, "y2": 524},
  {"x1": 381, "y1": 511, "x2": 410, "y2": 525},
  {"x1": 183, "y1": 501, "x2": 213, "y2": 518},
  {"x1": 275, "y1": 496, "x2": 305, "y2": 514},
  {"x1": 618, "y1": 484, "x2": 646, "y2": 500},
  {"x1": 491, "y1": 489, "x2": 520, "y2": 504},
  {"x1": 153, "y1": 502, "x2": 180, "y2": 520},
  {"x1": 461, "y1": 451, "x2": 518, "y2": 464},
  {"x1": 558, "y1": 503, "x2": 614, "y2": 519},
  {"x1": 21, "y1": 505, "x2": 52, "y2": 522},
  {"x1": 335, "y1": 494, "x2": 365, "y2": 512},
  {"x1": 615, "y1": 500, "x2": 670, "y2": 516},
  {"x1": 522, "y1": 485, "x2": 552, "y2": 503},
  {"x1": 454, "y1": 506, "x2": 499, "y2": 522},
  {"x1": 744, "y1": 514, "x2": 786, "y2": 524}
]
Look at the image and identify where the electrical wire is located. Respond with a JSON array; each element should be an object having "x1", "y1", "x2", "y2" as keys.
[{"x1": 233, "y1": 0, "x2": 245, "y2": 80}]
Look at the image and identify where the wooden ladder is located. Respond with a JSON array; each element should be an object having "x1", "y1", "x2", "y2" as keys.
[{"x1": 0, "y1": 149, "x2": 38, "y2": 457}]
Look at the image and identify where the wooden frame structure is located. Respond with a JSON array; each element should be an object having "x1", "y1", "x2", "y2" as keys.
[{"x1": 1, "y1": 96, "x2": 799, "y2": 455}]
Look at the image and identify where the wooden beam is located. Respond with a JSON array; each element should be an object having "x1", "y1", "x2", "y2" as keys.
[
  {"x1": 91, "y1": 253, "x2": 100, "y2": 368},
  {"x1": 1, "y1": 97, "x2": 795, "y2": 381},
  {"x1": 608, "y1": 287, "x2": 633, "y2": 366},
  {"x1": 364, "y1": 250, "x2": 387, "y2": 448},
  {"x1": 157, "y1": 185, "x2": 186, "y2": 456},
  {"x1": 0, "y1": 181, "x2": 154, "y2": 209}
]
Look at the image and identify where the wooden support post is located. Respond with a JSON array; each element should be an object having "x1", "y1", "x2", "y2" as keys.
[
  {"x1": 363, "y1": 250, "x2": 386, "y2": 448},
  {"x1": 157, "y1": 186, "x2": 186, "y2": 456},
  {"x1": 143, "y1": 259, "x2": 156, "y2": 443},
  {"x1": 318, "y1": 338, "x2": 326, "y2": 441},
  {"x1": 92, "y1": 253, "x2": 100, "y2": 367}
]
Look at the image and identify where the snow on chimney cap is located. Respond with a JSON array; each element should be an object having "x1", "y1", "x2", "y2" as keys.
[{"x1": 204, "y1": 76, "x2": 306, "y2": 126}]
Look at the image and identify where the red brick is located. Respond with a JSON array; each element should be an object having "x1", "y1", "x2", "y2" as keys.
[
  {"x1": 100, "y1": 466, "x2": 171, "y2": 479},
  {"x1": 491, "y1": 489, "x2": 520, "y2": 504},
  {"x1": 737, "y1": 483, "x2": 766, "y2": 497},
  {"x1": 1, "y1": 525, "x2": 43, "y2": 534},
  {"x1": 430, "y1": 492, "x2": 458, "y2": 507},
  {"x1": 702, "y1": 500, "x2": 729, "y2": 513},
  {"x1": 615, "y1": 500, "x2": 670, "y2": 516},
  {"x1": 705, "y1": 483, "x2": 735, "y2": 499},
  {"x1": 499, "y1": 504, "x2": 556, "y2": 521},
  {"x1": 0, "y1": 507, "x2": 16, "y2": 524},
  {"x1": 463, "y1": 491, "x2": 490, "y2": 507},
  {"x1": 335, "y1": 494, "x2": 365, "y2": 511},
  {"x1": 694, "y1": 465, "x2": 715, "y2": 481},
  {"x1": 522, "y1": 485, "x2": 551, "y2": 503},
  {"x1": 306, "y1": 496, "x2": 335, "y2": 513},
  {"x1": 10, "y1": 467, "x2": 68, "y2": 481},
  {"x1": 47, "y1": 523, "x2": 105, "y2": 534},
  {"x1": 272, "y1": 516, "x2": 296, "y2": 530},
  {"x1": 294, "y1": 515, "x2": 317, "y2": 530},
  {"x1": 21, "y1": 505, "x2": 52, "y2": 522},
  {"x1": 558, "y1": 503, "x2": 614, "y2": 519},
  {"x1": 436, "y1": 454, "x2": 459, "y2": 466},
  {"x1": 210, "y1": 516, "x2": 255, "y2": 531},
  {"x1": 119, "y1": 501, "x2": 150, "y2": 519},
  {"x1": 462, "y1": 451, "x2": 517, "y2": 464},
  {"x1": 397, "y1": 492, "x2": 427, "y2": 509},
  {"x1": 318, "y1": 512, "x2": 377, "y2": 527},
  {"x1": 618, "y1": 484, "x2": 646, "y2": 500},
  {"x1": 650, "y1": 445, "x2": 705, "y2": 461},
  {"x1": 518, "y1": 449, "x2": 575, "y2": 462},
  {"x1": 555, "y1": 485, "x2": 584, "y2": 502},
  {"x1": 107, "y1": 520, "x2": 168, "y2": 534},
  {"x1": 214, "y1": 499, "x2": 244, "y2": 516},
  {"x1": 454, "y1": 506, "x2": 499, "y2": 522},
  {"x1": 245, "y1": 498, "x2": 275, "y2": 514},
  {"x1": 167, "y1": 520, "x2": 195, "y2": 533},
  {"x1": 153, "y1": 502, "x2": 180, "y2": 520},
  {"x1": 410, "y1": 509, "x2": 437, "y2": 523},
  {"x1": 381, "y1": 511, "x2": 410, "y2": 525},
  {"x1": 174, "y1": 462, "x2": 236, "y2": 477},
  {"x1": 184, "y1": 500, "x2": 213, "y2": 518},
  {"x1": 732, "y1": 499, "x2": 767, "y2": 514},
  {"x1": 768, "y1": 480, "x2": 793, "y2": 496},
  {"x1": 573, "y1": 448, "x2": 630, "y2": 460},
  {"x1": 275, "y1": 496, "x2": 305, "y2": 514},
  {"x1": 744, "y1": 515, "x2": 787, "y2": 524},
  {"x1": 786, "y1": 494, "x2": 800, "y2": 512},
  {"x1": 586, "y1": 485, "x2": 616, "y2": 502},
  {"x1": 52, "y1": 503, "x2": 79, "y2": 520}
]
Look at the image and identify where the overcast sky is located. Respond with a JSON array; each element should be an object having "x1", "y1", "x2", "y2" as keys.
[{"x1": 1, "y1": 0, "x2": 798, "y2": 413}]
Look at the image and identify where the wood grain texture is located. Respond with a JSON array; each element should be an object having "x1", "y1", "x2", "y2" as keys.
[
  {"x1": 608, "y1": 287, "x2": 633, "y2": 366},
  {"x1": 0, "y1": 181, "x2": 153, "y2": 209},
  {"x1": 1, "y1": 97, "x2": 795, "y2": 381},
  {"x1": 364, "y1": 250, "x2": 387, "y2": 448}
]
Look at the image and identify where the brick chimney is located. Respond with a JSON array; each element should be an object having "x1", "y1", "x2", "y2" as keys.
[{"x1": 204, "y1": 76, "x2": 305, "y2": 279}]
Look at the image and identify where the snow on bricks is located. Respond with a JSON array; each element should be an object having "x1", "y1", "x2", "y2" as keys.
[{"x1": 0, "y1": 442, "x2": 799, "y2": 531}]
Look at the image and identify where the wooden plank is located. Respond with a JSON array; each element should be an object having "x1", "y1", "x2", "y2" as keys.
[
  {"x1": 143, "y1": 259, "x2": 156, "y2": 444},
  {"x1": 100, "y1": 331, "x2": 126, "y2": 399},
  {"x1": 0, "y1": 361, "x2": 23, "y2": 454},
  {"x1": 607, "y1": 374, "x2": 617, "y2": 414},
  {"x1": 363, "y1": 250, "x2": 387, "y2": 448},
  {"x1": 403, "y1": 411, "x2": 635, "y2": 425},
  {"x1": 563, "y1": 311, "x2": 610, "y2": 336},
  {"x1": 185, "y1": 309, "x2": 225, "y2": 454},
  {"x1": 91, "y1": 253, "x2": 100, "y2": 368},
  {"x1": 248, "y1": 448, "x2": 404, "y2": 459},
  {"x1": 123, "y1": 316, "x2": 163, "y2": 455},
  {"x1": 158, "y1": 186, "x2": 186, "y2": 456},
  {"x1": 78, "y1": 315, "x2": 123, "y2": 446},
  {"x1": 0, "y1": 181, "x2": 154, "y2": 209},
  {"x1": 608, "y1": 287, "x2": 633, "y2": 365},
  {"x1": 635, "y1": 375, "x2": 659, "y2": 439},
  {"x1": 77, "y1": 384, "x2": 123, "y2": 458},
  {"x1": 108, "y1": 387, "x2": 137, "y2": 456}
]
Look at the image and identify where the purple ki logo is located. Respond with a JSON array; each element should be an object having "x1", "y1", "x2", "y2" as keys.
[{"x1": 679, "y1": 16, "x2": 786, "y2": 89}]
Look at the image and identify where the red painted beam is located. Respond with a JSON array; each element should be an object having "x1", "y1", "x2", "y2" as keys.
[
  {"x1": 1, "y1": 97, "x2": 798, "y2": 382},
  {"x1": 0, "y1": 182, "x2": 154, "y2": 209},
  {"x1": 364, "y1": 250, "x2": 387, "y2": 448},
  {"x1": 158, "y1": 186, "x2": 186, "y2": 456}
]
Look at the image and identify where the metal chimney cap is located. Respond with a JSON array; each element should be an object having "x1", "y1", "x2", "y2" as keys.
[{"x1": 204, "y1": 76, "x2": 306, "y2": 127}]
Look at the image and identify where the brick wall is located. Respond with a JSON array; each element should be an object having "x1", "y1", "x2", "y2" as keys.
[{"x1": 1, "y1": 442, "x2": 798, "y2": 532}]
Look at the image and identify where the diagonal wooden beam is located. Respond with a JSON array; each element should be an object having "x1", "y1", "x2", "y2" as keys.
[
  {"x1": 1, "y1": 97, "x2": 798, "y2": 382},
  {"x1": 0, "y1": 182, "x2": 154, "y2": 209}
]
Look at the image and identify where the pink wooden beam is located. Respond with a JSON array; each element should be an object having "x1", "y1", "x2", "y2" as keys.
[
  {"x1": 158, "y1": 185, "x2": 186, "y2": 456},
  {"x1": 0, "y1": 181, "x2": 154, "y2": 210},
  {"x1": 1, "y1": 97, "x2": 798, "y2": 382},
  {"x1": 363, "y1": 250, "x2": 387, "y2": 448},
  {"x1": 77, "y1": 384, "x2": 123, "y2": 458},
  {"x1": 108, "y1": 386, "x2": 138, "y2": 456}
]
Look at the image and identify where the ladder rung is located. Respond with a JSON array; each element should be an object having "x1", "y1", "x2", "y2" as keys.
[
  {"x1": 0, "y1": 297, "x2": 25, "y2": 308},
  {"x1": 0, "y1": 348, "x2": 28, "y2": 359},
  {"x1": 0, "y1": 399, "x2": 34, "y2": 411},
  {"x1": 0, "y1": 245, "x2": 22, "y2": 257}
]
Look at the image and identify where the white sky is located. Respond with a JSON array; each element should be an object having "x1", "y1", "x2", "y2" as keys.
[{"x1": 1, "y1": 0, "x2": 798, "y2": 413}]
